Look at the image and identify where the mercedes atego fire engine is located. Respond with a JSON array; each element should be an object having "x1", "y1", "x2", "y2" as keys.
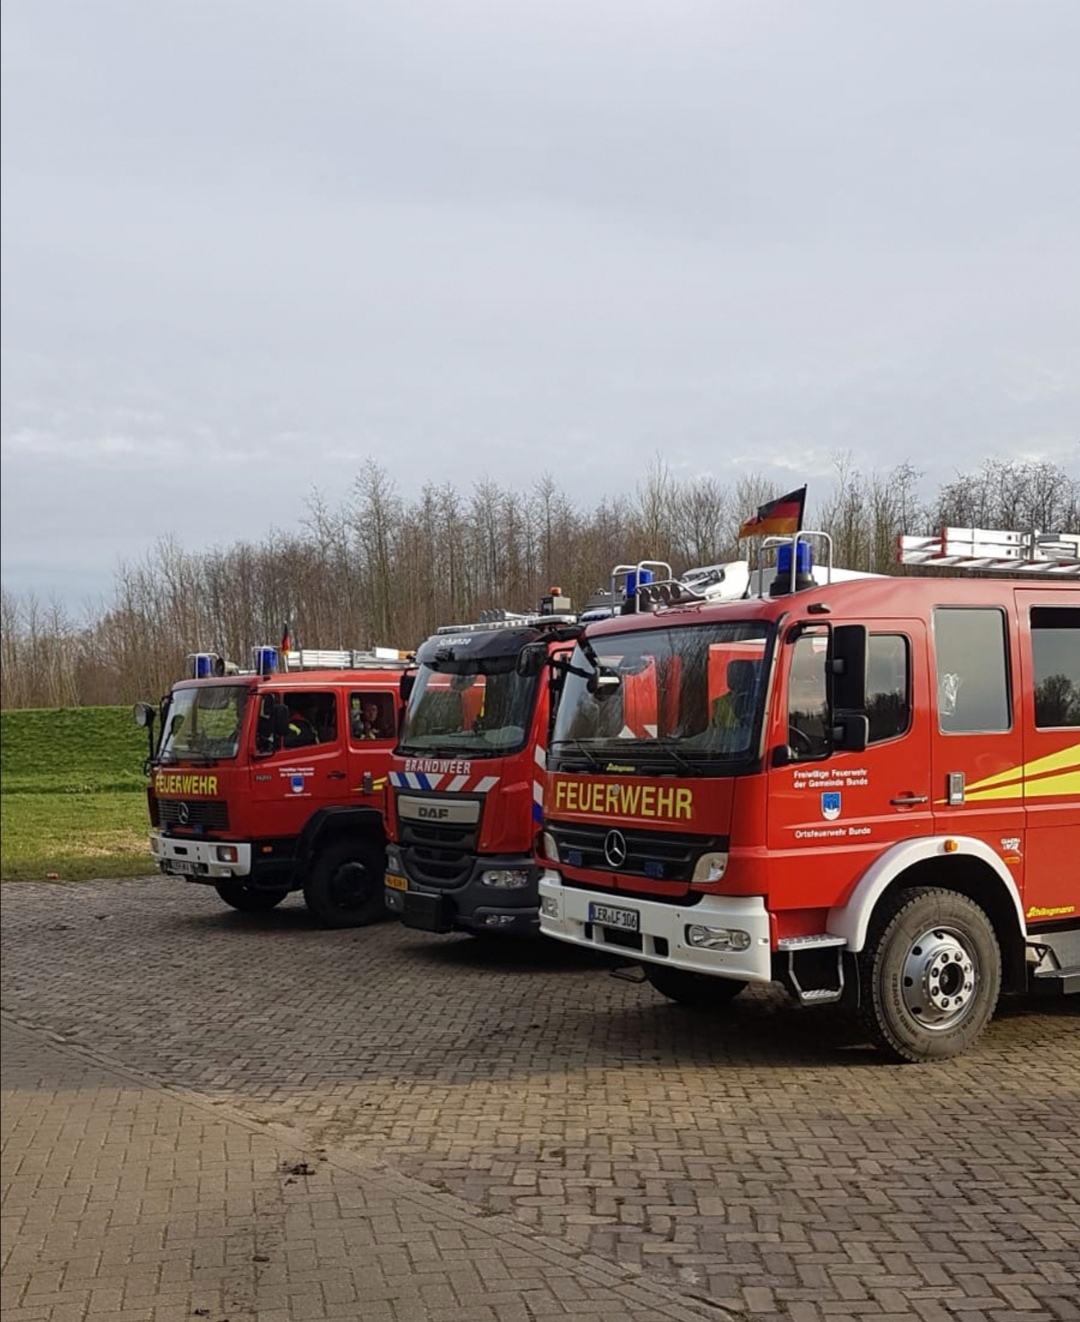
[
  {"x1": 536, "y1": 527, "x2": 1079, "y2": 1062},
  {"x1": 136, "y1": 643, "x2": 410, "y2": 927}
]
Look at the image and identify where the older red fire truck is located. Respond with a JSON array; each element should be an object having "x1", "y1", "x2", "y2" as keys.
[
  {"x1": 136, "y1": 644, "x2": 410, "y2": 926},
  {"x1": 537, "y1": 528, "x2": 1079, "y2": 1062}
]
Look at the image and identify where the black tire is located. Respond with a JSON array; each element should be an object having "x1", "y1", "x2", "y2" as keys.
[
  {"x1": 644, "y1": 964, "x2": 748, "y2": 1007},
  {"x1": 213, "y1": 881, "x2": 288, "y2": 912},
  {"x1": 859, "y1": 887, "x2": 1001, "y2": 1064},
  {"x1": 303, "y1": 836, "x2": 386, "y2": 928}
]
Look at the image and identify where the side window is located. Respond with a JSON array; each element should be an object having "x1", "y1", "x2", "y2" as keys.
[
  {"x1": 283, "y1": 693, "x2": 336, "y2": 748},
  {"x1": 349, "y1": 691, "x2": 396, "y2": 742},
  {"x1": 933, "y1": 608, "x2": 1010, "y2": 733},
  {"x1": 1031, "y1": 606, "x2": 1080, "y2": 728},
  {"x1": 787, "y1": 630, "x2": 830, "y2": 759},
  {"x1": 866, "y1": 634, "x2": 911, "y2": 743}
]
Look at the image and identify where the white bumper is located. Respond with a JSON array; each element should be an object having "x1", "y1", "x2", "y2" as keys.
[
  {"x1": 150, "y1": 832, "x2": 252, "y2": 879},
  {"x1": 538, "y1": 871, "x2": 773, "y2": 983}
]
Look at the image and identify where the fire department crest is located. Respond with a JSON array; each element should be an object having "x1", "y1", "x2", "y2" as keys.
[{"x1": 821, "y1": 792, "x2": 841, "y2": 821}]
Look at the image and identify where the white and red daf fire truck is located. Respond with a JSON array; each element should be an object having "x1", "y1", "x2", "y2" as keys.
[
  {"x1": 382, "y1": 587, "x2": 586, "y2": 936},
  {"x1": 136, "y1": 643, "x2": 410, "y2": 927},
  {"x1": 537, "y1": 528, "x2": 1079, "y2": 1062},
  {"x1": 382, "y1": 564, "x2": 772, "y2": 936}
]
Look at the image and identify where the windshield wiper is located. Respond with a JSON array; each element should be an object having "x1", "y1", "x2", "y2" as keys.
[
  {"x1": 646, "y1": 739, "x2": 704, "y2": 777},
  {"x1": 549, "y1": 738, "x2": 603, "y2": 770},
  {"x1": 397, "y1": 740, "x2": 501, "y2": 760}
]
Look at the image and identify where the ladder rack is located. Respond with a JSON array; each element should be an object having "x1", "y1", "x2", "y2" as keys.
[{"x1": 899, "y1": 527, "x2": 1080, "y2": 577}]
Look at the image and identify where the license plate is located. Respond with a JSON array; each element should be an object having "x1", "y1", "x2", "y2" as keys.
[
  {"x1": 169, "y1": 859, "x2": 199, "y2": 876},
  {"x1": 589, "y1": 902, "x2": 639, "y2": 932},
  {"x1": 385, "y1": 872, "x2": 408, "y2": 891}
]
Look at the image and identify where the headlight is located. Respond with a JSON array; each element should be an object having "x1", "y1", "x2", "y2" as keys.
[
  {"x1": 691, "y1": 852, "x2": 729, "y2": 883},
  {"x1": 685, "y1": 924, "x2": 750, "y2": 951},
  {"x1": 480, "y1": 869, "x2": 531, "y2": 889},
  {"x1": 215, "y1": 845, "x2": 238, "y2": 863},
  {"x1": 540, "y1": 831, "x2": 560, "y2": 863}
]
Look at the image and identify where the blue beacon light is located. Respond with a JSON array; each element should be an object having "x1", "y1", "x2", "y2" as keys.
[{"x1": 773, "y1": 540, "x2": 813, "y2": 595}]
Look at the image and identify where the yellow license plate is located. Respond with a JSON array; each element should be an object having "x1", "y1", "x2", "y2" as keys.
[{"x1": 385, "y1": 872, "x2": 408, "y2": 891}]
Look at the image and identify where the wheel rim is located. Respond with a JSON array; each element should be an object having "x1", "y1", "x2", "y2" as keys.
[
  {"x1": 900, "y1": 924, "x2": 978, "y2": 1030},
  {"x1": 329, "y1": 860, "x2": 371, "y2": 912}
]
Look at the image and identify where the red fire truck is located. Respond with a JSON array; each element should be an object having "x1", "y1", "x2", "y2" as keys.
[
  {"x1": 135, "y1": 644, "x2": 410, "y2": 926},
  {"x1": 537, "y1": 528, "x2": 1080, "y2": 1062}
]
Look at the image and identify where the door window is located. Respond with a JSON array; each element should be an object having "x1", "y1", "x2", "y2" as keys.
[
  {"x1": 349, "y1": 691, "x2": 396, "y2": 742},
  {"x1": 933, "y1": 608, "x2": 1010, "y2": 733},
  {"x1": 1030, "y1": 606, "x2": 1080, "y2": 728}
]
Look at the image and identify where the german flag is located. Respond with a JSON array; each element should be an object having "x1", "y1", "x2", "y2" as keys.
[
  {"x1": 738, "y1": 486, "x2": 806, "y2": 539},
  {"x1": 280, "y1": 622, "x2": 291, "y2": 657}
]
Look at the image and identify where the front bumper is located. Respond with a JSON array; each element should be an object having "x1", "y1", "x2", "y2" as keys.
[
  {"x1": 150, "y1": 832, "x2": 252, "y2": 881},
  {"x1": 537, "y1": 870, "x2": 773, "y2": 982},
  {"x1": 384, "y1": 845, "x2": 540, "y2": 935}
]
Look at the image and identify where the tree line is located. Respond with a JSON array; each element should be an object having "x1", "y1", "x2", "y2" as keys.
[{"x1": 2, "y1": 456, "x2": 1077, "y2": 710}]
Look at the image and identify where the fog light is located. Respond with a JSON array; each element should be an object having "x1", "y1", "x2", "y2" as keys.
[
  {"x1": 483, "y1": 914, "x2": 517, "y2": 926},
  {"x1": 215, "y1": 845, "x2": 238, "y2": 863},
  {"x1": 685, "y1": 924, "x2": 751, "y2": 951},
  {"x1": 481, "y1": 869, "x2": 531, "y2": 889},
  {"x1": 541, "y1": 895, "x2": 561, "y2": 919}
]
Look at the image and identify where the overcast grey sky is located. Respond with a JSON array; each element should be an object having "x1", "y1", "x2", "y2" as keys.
[{"x1": 3, "y1": 0, "x2": 1079, "y2": 610}]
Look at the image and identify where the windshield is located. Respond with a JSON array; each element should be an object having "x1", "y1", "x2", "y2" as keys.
[
  {"x1": 158, "y1": 684, "x2": 248, "y2": 763},
  {"x1": 399, "y1": 659, "x2": 539, "y2": 755},
  {"x1": 551, "y1": 621, "x2": 773, "y2": 771}
]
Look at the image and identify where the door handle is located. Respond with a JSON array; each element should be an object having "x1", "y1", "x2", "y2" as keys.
[
  {"x1": 890, "y1": 794, "x2": 928, "y2": 806},
  {"x1": 326, "y1": 771, "x2": 347, "y2": 780}
]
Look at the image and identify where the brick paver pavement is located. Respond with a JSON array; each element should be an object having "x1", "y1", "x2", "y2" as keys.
[
  {"x1": 2, "y1": 878, "x2": 1079, "y2": 1321},
  {"x1": 2, "y1": 1020, "x2": 727, "y2": 1322}
]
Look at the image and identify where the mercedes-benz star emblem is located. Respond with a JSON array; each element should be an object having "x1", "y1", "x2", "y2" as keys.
[
  {"x1": 603, "y1": 829, "x2": 628, "y2": 869},
  {"x1": 177, "y1": 802, "x2": 190, "y2": 826}
]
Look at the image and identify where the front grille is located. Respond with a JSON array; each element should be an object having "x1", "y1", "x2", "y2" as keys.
[
  {"x1": 550, "y1": 823, "x2": 727, "y2": 886},
  {"x1": 398, "y1": 818, "x2": 478, "y2": 888},
  {"x1": 158, "y1": 799, "x2": 230, "y2": 831}
]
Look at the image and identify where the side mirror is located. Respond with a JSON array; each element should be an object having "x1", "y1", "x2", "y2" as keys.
[
  {"x1": 832, "y1": 712, "x2": 869, "y2": 753},
  {"x1": 399, "y1": 672, "x2": 416, "y2": 704},
  {"x1": 829, "y1": 625, "x2": 867, "y2": 711},
  {"x1": 271, "y1": 702, "x2": 290, "y2": 743},
  {"x1": 132, "y1": 701, "x2": 155, "y2": 729},
  {"x1": 516, "y1": 642, "x2": 547, "y2": 678}
]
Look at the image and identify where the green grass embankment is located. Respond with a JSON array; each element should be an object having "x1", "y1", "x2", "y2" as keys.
[{"x1": 1, "y1": 707, "x2": 154, "y2": 881}]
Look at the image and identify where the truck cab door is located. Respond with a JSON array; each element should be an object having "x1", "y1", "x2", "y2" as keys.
[
  {"x1": 929, "y1": 604, "x2": 1026, "y2": 893},
  {"x1": 1015, "y1": 591, "x2": 1080, "y2": 922},
  {"x1": 346, "y1": 688, "x2": 399, "y2": 810},
  {"x1": 767, "y1": 620, "x2": 933, "y2": 915}
]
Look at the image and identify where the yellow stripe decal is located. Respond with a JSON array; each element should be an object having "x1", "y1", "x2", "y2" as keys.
[
  {"x1": 965, "y1": 743, "x2": 1080, "y2": 794},
  {"x1": 958, "y1": 742, "x2": 1080, "y2": 802}
]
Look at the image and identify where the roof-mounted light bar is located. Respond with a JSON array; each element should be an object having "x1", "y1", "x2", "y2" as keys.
[
  {"x1": 435, "y1": 614, "x2": 578, "y2": 636},
  {"x1": 899, "y1": 527, "x2": 1080, "y2": 577}
]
